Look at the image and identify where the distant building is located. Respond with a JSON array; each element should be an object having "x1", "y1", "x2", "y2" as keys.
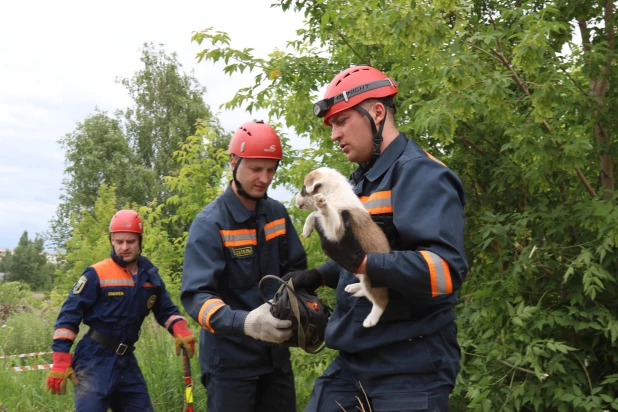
[
  {"x1": 0, "y1": 249, "x2": 60, "y2": 264},
  {"x1": 0, "y1": 249, "x2": 12, "y2": 260},
  {"x1": 0, "y1": 272, "x2": 4, "y2": 280},
  {"x1": 44, "y1": 253, "x2": 59, "y2": 264}
]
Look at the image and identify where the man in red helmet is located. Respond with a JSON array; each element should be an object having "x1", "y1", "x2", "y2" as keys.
[
  {"x1": 181, "y1": 120, "x2": 308, "y2": 412},
  {"x1": 283, "y1": 66, "x2": 469, "y2": 411},
  {"x1": 46, "y1": 209, "x2": 195, "y2": 411}
]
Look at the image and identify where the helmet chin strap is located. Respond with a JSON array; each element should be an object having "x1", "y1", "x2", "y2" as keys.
[
  {"x1": 232, "y1": 157, "x2": 276, "y2": 202},
  {"x1": 354, "y1": 106, "x2": 385, "y2": 170}
]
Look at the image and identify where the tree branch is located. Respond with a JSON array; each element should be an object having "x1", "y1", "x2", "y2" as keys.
[
  {"x1": 499, "y1": 360, "x2": 549, "y2": 380},
  {"x1": 337, "y1": 30, "x2": 370, "y2": 66},
  {"x1": 580, "y1": 2, "x2": 615, "y2": 199},
  {"x1": 483, "y1": 15, "x2": 596, "y2": 199},
  {"x1": 460, "y1": 135, "x2": 487, "y2": 155},
  {"x1": 463, "y1": 41, "x2": 504, "y2": 65},
  {"x1": 558, "y1": 66, "x2": 588, "y2": 96}
]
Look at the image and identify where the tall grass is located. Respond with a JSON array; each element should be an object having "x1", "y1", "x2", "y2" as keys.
[
  {"x1": 0, "y1": 310, "x2": 72, "y2": 412},
  {"x1": 0, "y1": 312, "x2": 204, "y2": 411},
  {"x1": 0, "y1": 305, "x2": 336, "y2": 411}
]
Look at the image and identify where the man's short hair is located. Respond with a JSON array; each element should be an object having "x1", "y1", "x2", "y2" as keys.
[{"x1": 359, "y1": 98, "x2": 396, "y2": 123}]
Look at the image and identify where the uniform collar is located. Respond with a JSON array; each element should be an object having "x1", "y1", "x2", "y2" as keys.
[
  {"x1": 353, "y1": 132, "x2": 407, "y2": 182},
  {"x1": 222, "y1": 182, "x2": 264, "y2": 223}
]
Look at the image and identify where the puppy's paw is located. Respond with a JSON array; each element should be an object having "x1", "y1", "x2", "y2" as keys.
[
  {"x1": 302, "y1": 213, "x2": 316, "y2": 238},
  {"x1": 302, "y1": 225, "x2": 313, "y2": 238},
  {"x1": 313, "y1": 193, "x2": 326, "y2": 209},
  {"x1": 363, "y1": 316, "x2": 379, "y2": 328},
  {"x1": 345, "y1": 283, "x2": 363, "y2": 296}
]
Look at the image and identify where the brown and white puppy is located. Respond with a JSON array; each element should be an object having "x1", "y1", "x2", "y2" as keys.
[{"x1": 295, "y1": 167, "x2": 389, "y2": 327}]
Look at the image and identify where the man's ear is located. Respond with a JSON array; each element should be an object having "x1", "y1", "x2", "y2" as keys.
[
  {"x1": 372, "y1": 101, "x2": 386, "y2": 124},
  {"x1": 229, "y1": 155, "x2": 238, "y2": 169}
]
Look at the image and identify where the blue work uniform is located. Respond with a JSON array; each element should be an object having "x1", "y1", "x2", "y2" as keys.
[
  {"x1": 52, "y1": 251, "x2": 187, "y2": 412},
  {"x1": 307, "y1": 133, "x2": 469, "y2": 412},
  {"x1": 181, "y1": 184, "x2": 307, "y2": 412}
]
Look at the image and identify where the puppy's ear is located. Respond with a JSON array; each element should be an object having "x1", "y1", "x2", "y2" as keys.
[
  {"x1": 305, "y1": 177, "x2": 323, "y2": 194},
  {"x1": 304, "y1": 171, "x2": 323, "y2": 194}
]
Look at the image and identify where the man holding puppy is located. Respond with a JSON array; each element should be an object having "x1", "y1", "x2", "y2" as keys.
[{"x1": 283, "y1": 66, "x2": 468, "y2": 411}]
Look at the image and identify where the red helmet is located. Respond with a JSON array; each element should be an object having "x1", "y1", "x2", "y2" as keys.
[
  {"x1": 228, "y1": 120, "x2": 282, "y2": 160},
  {"x1": 314, "y1": 66, "x2": 398, "y2": 125},
  {"x1": 109, "y1": 210, "x2": 143, "y2": 234}
]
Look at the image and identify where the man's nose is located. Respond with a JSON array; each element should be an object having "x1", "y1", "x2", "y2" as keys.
[
  {"x1": 331, "y1": 126, "x2": 341, "y2": 142},
  {"x1": 258, "y1": 171, "x2": 271, "y2": 183}
]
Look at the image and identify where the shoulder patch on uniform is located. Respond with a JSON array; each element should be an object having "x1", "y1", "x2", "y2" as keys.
[
  {"x1": 147, "y1": 294, "x2": 157, "y2": 309},
  {"x1": 73, "y1": 275, "x2": 88, "y2": 294},
  {"x1": 231, "y1": 246, "x2": 254, "y2": 257}
]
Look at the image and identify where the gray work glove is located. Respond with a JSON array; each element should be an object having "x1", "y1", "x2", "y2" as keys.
[{"x1": 244, "y1": 302, "x2": 293, "y2": 343}]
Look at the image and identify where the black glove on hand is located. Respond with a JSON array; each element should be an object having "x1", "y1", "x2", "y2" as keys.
[
  {"x1": 316, "y1": 210, "x2": 366, "y2": 273},
  {"x1": 281, "y1": 269, "x2": 323, "y2": 293}
]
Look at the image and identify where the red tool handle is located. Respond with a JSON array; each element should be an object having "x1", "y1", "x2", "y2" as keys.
[{"x1": 182, "y1": 346, "x2": 194, "y2": 412}]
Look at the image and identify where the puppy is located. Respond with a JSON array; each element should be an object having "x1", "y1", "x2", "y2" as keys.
[{"x1": 295, "y1": 167, "x2": 389, "y2": 327}]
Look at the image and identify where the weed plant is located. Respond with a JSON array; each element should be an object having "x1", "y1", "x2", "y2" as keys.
[{"x1": 0, "y1": 287, "x2": 341, "y2": 411}]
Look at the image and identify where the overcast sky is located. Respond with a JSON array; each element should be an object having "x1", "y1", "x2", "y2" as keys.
[{"x1": 0, "y1": 0, "x2": 308, "y2": 250}]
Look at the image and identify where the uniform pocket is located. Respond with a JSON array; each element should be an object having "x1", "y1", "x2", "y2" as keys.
[
  {"x1": 371, "y1": 392, "x2": 428, "y2": 411},
  {"x1": 277, "y1": 234, "x2": 289, "y2": 270},
  {"x1": 226, "y1": 246, "x2": 258, "y2": 289},
  {"x1": 101, "y1": 287, "x2": 129, "y2": 320}
]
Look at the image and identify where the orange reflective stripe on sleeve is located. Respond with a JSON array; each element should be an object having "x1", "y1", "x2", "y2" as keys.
[
  {"x1": 359, "y1": 190, "x2": 393, "y2": 214},
  {"x1": 265, "y1": 218, "x2": 286, "y2": 241},
  {"x1": 423, "y1": 150, "x2": 446, "y2": 166},
  {"x1": 198, "y1": 298, "x2": 226, "y2": 333},
  {"x1": 220, "y1": 229, "x2": 257, "y2": 247},
  {"x1": 420, "y1": 250, "x2": 453, "y2": 297},
  {"x1": 53, "y1": 328, "x2": 77, "y2": 341},
  {"x1": 164, "y1": 315, "x2": 187, "y2": 330}
]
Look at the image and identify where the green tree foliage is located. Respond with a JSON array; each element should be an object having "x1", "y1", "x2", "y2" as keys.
[
  {"x1": 54, "y1": 124, "x2": 229, "y2": 292},
  {"x1": 50, "y1": 43, "x2": 229, "y2": 250},
  {"x1": 118, "y1": 43, "x2": 227, "y2": 202},
  {"x1": 0, "y1": 281, "x2": 31, "y2": 321},
  {"x1": 51, "y1": 110, "x2": 154, "y2": 247},
  {"x1": 192, "y1": 0, "x2": 618, "y2": 409},
  {"x1": 144, "y1": 121, "x2": 229, "y2": 285},
  {"x1": 1, "y1": 232, "x2": 54, "y2": 291},
  {"x1": 53, "y1": 183, "x2": 119, "y2": 295}
]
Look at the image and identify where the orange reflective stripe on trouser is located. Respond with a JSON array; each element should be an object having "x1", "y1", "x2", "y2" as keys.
[
  {"x1": 220, "y1": 229, "x2": 257, "y2": 247},
  {"x1": 420, "y1": 250, "x2": 453, "y2": 297},
  {"x1": 359, "y1": 190, "x2": 393, "y2": 215},
  {"x1": 198, "y1": 299, "x2": 225, "y2": 333},
  {"x1": 264, "y1": 218, "x2": 286, "y2": 241},
  {"x1": 53, "y1": 328, "x2": 77, "y2": 341}
]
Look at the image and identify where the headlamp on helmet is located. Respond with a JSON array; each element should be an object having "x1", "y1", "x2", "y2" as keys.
[
  {"x1": 314, "y1": 66, "x2": 398, "y2": 125},
  {"x1": 313, "y1": 78, "x2": 396, "y2": 118}
]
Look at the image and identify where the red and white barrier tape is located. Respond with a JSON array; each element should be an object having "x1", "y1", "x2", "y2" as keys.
[
  {"x1": 11, "y1": 364, "x2": 53, "y2": 372},
  {"x1": 0, "y1": 351, "x2": 53, "y2": 360}
]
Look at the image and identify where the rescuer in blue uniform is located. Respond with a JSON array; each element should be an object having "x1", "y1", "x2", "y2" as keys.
[
  {"x1": 181, "y1": 120, "x2": 308, "y2": 412},
  {"x1": 283, "y1": 66, "x2": 469, "y2": 411},
  {"x1": 46, "y1": 210, "x2": 195, "y2": 412}
]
